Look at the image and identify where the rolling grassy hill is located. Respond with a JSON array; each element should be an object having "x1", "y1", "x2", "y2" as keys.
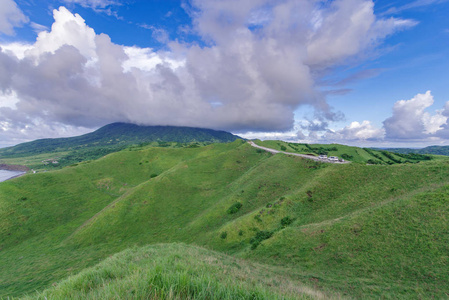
[
  {"x1": 253, "y1": 140, "x2": 434, "y2": 164},
  {"x1": 1, "y1": 140, "x2": 449, "y2": 298}
]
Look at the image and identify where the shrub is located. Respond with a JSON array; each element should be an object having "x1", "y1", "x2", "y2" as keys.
[
  {"x1": 366, "y1": 159, "x2": 382, "y2": 165},
  {"x1": 220, "y1": 231, "x2": 227, "y2": 239},
  {"x1": 227, "y1": 202, "x2": 242, "y2": 214},
  {"x1": 341, "y1": 153, "x2": 353, "y2": 160},
  {"x1": 280, "y1": 145, "x2": 287, "y2": 151},
  {"x1": 250, "y1": 230, "x2": 273, "y2": 249},
  {"x1": 238, "y1": 230, "x2": 244, "y2": 236},
  {"x1": 150, "y1": 173, "x2": 158, "y2": 178},
  {"x1": 280, "y1": 216, "x2": 294, "y2": 228}
]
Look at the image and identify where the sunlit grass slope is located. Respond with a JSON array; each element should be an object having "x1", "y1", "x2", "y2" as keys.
[
  {"x1": 21, "y1": 243, "x2": 323, "y2": 300},
  {"x1": 1, "y1": 140, "x2": 449, "y2": 298}
]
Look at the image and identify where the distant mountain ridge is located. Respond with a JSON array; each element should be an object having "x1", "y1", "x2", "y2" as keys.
[
  {"x1": 0, "y1": 123, "x2": 241, "y2": 157},
  {"x1": 382, "y1": 145, "x2": 449, "y2": 156}
]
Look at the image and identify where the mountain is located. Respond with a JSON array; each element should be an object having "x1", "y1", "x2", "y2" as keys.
[
  {"x1": 2, "y1": 140, "x2": 449, "y2": 299},
  {"x1": 384, "y1": 145, "x2": 449, "y2": 156},
  {"x1": 0, "y1": 123, "x2": 240, "y2": 157},
  {"x1": 0, "y1": 123, "x2": 241, "y2": 170}
]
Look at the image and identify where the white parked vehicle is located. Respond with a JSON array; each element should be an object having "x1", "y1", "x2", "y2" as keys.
[
  {"x1": 328, "y1": 156, "x2": 339, "y2": 161},
  {"x1": 318, "y1": 155, "x2": 328, "y2": 159}
]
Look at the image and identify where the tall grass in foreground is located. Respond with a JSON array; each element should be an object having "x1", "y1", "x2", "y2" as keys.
[{"x1": 20, "y1": 243, "x2": 328, "y2": 300}]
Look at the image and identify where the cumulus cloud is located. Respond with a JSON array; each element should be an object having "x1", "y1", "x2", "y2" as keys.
[
  {"x1": 325, "y1": 120, "x2": 385, "y2": 141},
  {"x1": 0, "y1": 0, "x2": 28, "y2": 35},
  {"x1": 383, "y1": 91, "x2": 448, "y2": 139},
  {"x1": 0, "y1": 1, "x2": 415, "y2": 145}
]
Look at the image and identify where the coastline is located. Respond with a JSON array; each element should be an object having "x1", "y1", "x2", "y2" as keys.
[
  {"x1": 3, "y1": 171, "x2": 26, "y2": 181},
  {"x1": 0, "y1": 163, "x2": 30, "y2": 172},
  {"x1": 0, "y1": 164, "x2": 29, "y2": 182}
]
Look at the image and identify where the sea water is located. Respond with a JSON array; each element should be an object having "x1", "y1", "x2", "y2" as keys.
[{"x1": 0, "y1": 170, "x2": 25, "y2": 182}]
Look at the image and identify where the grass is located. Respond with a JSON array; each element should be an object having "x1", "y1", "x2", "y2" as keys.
[
  {"x1": 1, "y1": 140, "x2": 449, "y2": 298},
  {"x1": 19, "y1": 243, "x2": 324, "y2": 300}
]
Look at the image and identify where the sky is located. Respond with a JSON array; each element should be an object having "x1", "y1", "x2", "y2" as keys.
[{"x1": 0, "y1": 0, "x2": 448, "y2": 148}]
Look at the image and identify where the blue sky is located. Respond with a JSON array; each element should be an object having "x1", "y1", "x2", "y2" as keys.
[{"x1": 0, "y1": 0, "x2": 448, "y2": 148}]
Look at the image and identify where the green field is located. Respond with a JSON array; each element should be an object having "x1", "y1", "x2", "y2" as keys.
[{"x1": 1, "y1": 140, "x2": 449, "y2": 298}]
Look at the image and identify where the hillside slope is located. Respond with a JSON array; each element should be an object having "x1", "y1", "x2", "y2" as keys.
[{"x1": 1, "y1": 141, "x2": 449, "y2": 298}]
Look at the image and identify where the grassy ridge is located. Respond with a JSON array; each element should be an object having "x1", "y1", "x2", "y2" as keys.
[
  {"x1": 1, "y1": 140, "x2": 449, "y2": 298},
  {"x1": 254, "y1": 140, "x2": 434, "y2": 164},
  {"x1": 21, "y1": 243, "x2": 322, "y2": 300},
  {"x1": 385, "y1": 145, "x2": 449, "y2": 156}
]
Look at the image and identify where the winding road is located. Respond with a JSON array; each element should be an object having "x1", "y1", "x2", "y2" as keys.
[{"x1": 248, "y1": 141, "x2": 351, "y2": 164}]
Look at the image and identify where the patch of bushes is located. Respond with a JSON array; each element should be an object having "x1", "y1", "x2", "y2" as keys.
[
  {"x1": 280, "y1": 216, "x2": 294, "y2": 228},
  {"x1": 366, "y1": 159, "x2": 382, "y2": 165},
  {"x1": 220, "y1": 231, "x2": 227, "y2": 239},
  {"x1": 280, "y1": 145, "x2": 287, "y2": 151},
  {"x1": 227, "y1": 202, "x2": 242, "y2": 214},
  {"x1": 150, "y1": 174, "x2": 158, "y2": 178},
  {"x1": 250, "y1": 230, "x2": 273, "y2": 249},
  {"x1": 341, "y1": 153, "x2": 353, "y2": 160}
]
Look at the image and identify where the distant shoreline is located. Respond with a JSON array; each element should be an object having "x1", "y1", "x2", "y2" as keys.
[
  {"x1": 4, "y1": 172, "x2": 26, "y2": 181},
  {"x1": 0, "y1": 164, "x2": 30, "y2": 172}
]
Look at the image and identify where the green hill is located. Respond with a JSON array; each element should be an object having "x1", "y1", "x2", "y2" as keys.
[
  {"x1": 21, "y1": 243, "x2": 321, "y2": 300},
  {"x1": 385, "y1": 145, "x2": 449, "y2": 156},
  {"x1": 1, "y1": 140, "x2": 449, "y2": 298},
  {"x1": 253, "y1": 140, "x2": 434, "y2": 164},
  {"x1": 0, "y1": 123, "x2": 240, "y2": 169}
]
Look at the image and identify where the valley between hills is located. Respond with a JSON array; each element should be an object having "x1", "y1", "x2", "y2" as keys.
[{"x1": 1, "y1": 125, "x2": 449, "y2": 299}]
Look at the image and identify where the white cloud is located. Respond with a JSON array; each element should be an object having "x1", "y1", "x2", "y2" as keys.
[
  {"x1": 0, "y1": 42, "x2": 33, "y2": 59},
  {"x1": 325, "y1": 120, "x2": 385, "y2": 141},
  {"x1": 383, "y1": 0, "x2": 449, "y2": 15},
  {"x1": 0, "y1": 0, "x2": 28, "y2": 35},
  {"x1": 0, "y1": 90, "x2": 19, "y2": 109},
  {"x1": 62, "y1": 0, "x2": 121, "y2": 17},
  {"x1": 27, "y1": 7, "x2": 97, "y2": 60},
  {"x1": 63, "y1": 0, "x2": 118, "y2": 9},
  {"x1": 30, "y1": 22, "x2": 49, "y2": 34},
  {"x1": 306, "y1": 0, "x2": 416, "y2": 67},
  {"x1": 0, "y1": 1, "x2": 417, "y2": 146},
  {"x1": 383, "y1": 91, "x2": 447, "y2": 139}
]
